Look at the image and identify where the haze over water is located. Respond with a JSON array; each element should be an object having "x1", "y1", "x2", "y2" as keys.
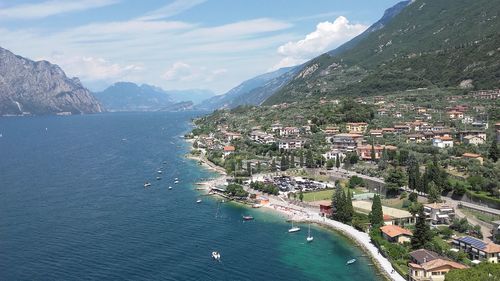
[{"x1": 0, "y1": 112, "x2": 382, "y2": 281}]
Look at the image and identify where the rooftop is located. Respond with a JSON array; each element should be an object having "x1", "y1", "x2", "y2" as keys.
[
  {"x1": 409, "y1": 258, "x2": 467, "y2": 271},
  {"x1": 409, "y1": 249, "x2": 440, "y2": 264},
  {"x1": 380, "y1": 225, "x2": 413, "y2": 238}
]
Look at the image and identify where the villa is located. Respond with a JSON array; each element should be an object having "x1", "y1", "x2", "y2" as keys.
[
  {"x1": 432, "y1": 136, "x2": 453, "y2": 148},
  {"x1": 278, "y1": 138, "x2": 304, "y2": 151},
  {"x1": 346, "y1": 122, "x2": 368, "y2": 133},
  {"x1": 380, "y1": 225, "x2": 413, "y2": 244},
  {"x1": 452, "y1": 236, "x2": 500, "y2": 263},
  {"x1": 423, "y1": 203, "x2": 455, "y2": 225},
  {"x1": 408, "y1": 258, "x2": 467, "y2": 281}
]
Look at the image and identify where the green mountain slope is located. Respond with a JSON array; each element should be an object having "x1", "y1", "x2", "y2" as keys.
[{"x1": 264, "y1": 0, "x2": 500, "y2": 105}]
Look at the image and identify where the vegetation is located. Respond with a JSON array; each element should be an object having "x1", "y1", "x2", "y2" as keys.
[
  {"x1": 225, "y1": 184, "x2": 249, "y2": 198},
  {"x1": 369, "y1": 194, "x2": 384, "y2": 227},
  {"x1": 445, "y1": 262, "x2": 500, "y2": 281}
]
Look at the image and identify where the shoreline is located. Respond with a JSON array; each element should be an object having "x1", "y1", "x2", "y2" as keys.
[{"x1": 184, "y1": 139, "x2": 404, "y2": 281}]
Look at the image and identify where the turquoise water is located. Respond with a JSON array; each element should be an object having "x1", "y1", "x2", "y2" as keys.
[{"x1": 0, "y1": 112, "x2": 383, "y2": 281}]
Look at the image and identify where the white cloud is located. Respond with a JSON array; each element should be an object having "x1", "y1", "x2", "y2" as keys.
[
  {"x1": 41, "y1": 53, "x2": 143, "y2": 81},
  {"x1": 0, "y1": 0, "x2": 119, "y2": 20},
  {"x1": 137, "y1": 0, "x2": 206, "y2": 21},
  {"x1": 162, "y1": 62, "x2": 227, "y2": 83},
  {"x1": 272, "y1": 16, "x2": 367, "y2": 70}
]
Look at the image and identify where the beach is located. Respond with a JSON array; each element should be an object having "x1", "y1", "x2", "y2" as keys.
[{"x1": 189, "y1": 147, "x2": 406, "y2": 281}]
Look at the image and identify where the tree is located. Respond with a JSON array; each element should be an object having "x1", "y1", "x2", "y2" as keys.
[
  {"x1": 290, "y1": 153, "x2": 295, "y2": 168},
  {"x1": 299, "y1": 151, "x2": 304, "y2": 167},
  {"x1": 326, "y1": 159, "x2": 334, "y2": 169},
  {"x1": 398, "y1": 149, "x2": 409, "y2": 166},
  {"x1": 348, "y1": 176, "x2": 364, "y2": 188},
  {"x1": 246, "y1": 161, "x2": 252, "y2": 176},
  {"x1": 271, "y1": 158, "x2": 277, "y2": 172},
  {"x1": 407, "y1": 154, "x2": 420, "y2": 191},
  {"x1": 411, "y1": 206, "x2": 432, "y2": 249},
  {"x1": 345, "y1": 190, "x2": 354, "y2": 223},
  {"x1": 256, "y1": 161, "x2": 261, "y2": 173},
  {"x1": 335, "y1": 154, "x2": 341, "y2": 169},
  {"x1": 427, "y1": 182, "x2": 441, "y2": 203},
  {"x1": 306, "y1": 150, "x2": 315, "y2": 168},
  {"x1": 489, "y1": 138, "x2": 499, "y2": 162},
  {"x1": 445, "y1": 262, "x2": 500, "y2": 281},
  {"x1": 280, "y1": 155, "x2": 287, "y2": 171},
  {"x1": 369, "y1": 195, "x2": 384, "y2": 227},
  {"x1": 332, "y1": 186, "x2": 345, "y2": 221},
  {"x1": 385, "y1": 168, "x2": 406, "y2": 196},
  {"x1": 299, "y1": 189, "x2": 304, "y2": 202}
]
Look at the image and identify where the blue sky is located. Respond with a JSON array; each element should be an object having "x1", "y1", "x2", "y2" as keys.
[{"x1": 0, "y1": 0, "x2": 402, "y2": 93}]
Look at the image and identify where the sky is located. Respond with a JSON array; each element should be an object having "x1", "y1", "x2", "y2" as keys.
[{"x1": 0, "y1": 0, "x2": 402, "y2": 94}]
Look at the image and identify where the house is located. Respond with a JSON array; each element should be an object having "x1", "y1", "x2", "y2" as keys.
[
  {"x1": 382, "y1": 127, "x2": 396, "y2": 134},
  {"x1": 461, "y1": 116, "x2": 474, "y2": 124},
  {"x1": 330, "y1": 133, "x2": 364, "y2": 152},
  {"x1": 470, "y1": 89, "x2": 500, "y2": 100},
  {"x1": 377, "y1": 108, "x2": 388, "y2": 116},
  {"x1": 369, "y1": 129, "x2": 383, "y2": 138},
  {"x1": 408, "y1": 258, "x2": 468, "y2": 281},
  {"x1": 453, "y1": 236, "x2": 500, "y2": 263},
  {"x1": 432, "y1": 136, "x2": 454, "y2": 148},
  {"x1": 278, "y1": 138, "x2": 304, "y2": 151},
  {"x1": 280, "y1": 126, "x2": 300, "y2": 137},
  {"x1": 447, "y1": 110, "x2": 464, "y2": 120},
  {"x1": 416, "y1": 107, "x2": 427, "y2": 113},
  {"x1": 346, "y1": 122, "x2": 368, "y2": 133},
  {"x1": 409, "y1": 249, "x2": 440, "y2": 265},
  {"x1": 223, "y1": 145, "x2": 235, "y2": 157},
  {"x1": 323, "y1": 126, "x2": 340, "y2": 135},
  {"x1": 457, "y1": 131, "x2": 486, "y2": 143},
  {"x1": 319, "y1": 203, "x2": 332, "y2": 216},
  {"x1": 270, "y1": 123, "x2": 283, "y2": 132},
  {"x1": 463, "y1": 135, "x2": 485, "y2": 145},
  {"x1": 356, "y1": 145, "x2": 397, "y2": 160},
  {"x1": 407, "y1": 134, "x2": 425, "y2": 143},
  {"x1": 394, "y1": 111, "x2": 402, "y2": 118},
  {"x1": 462, "y1": 153, "x2": 483, "y2": 164},
  {"x1": 423, "y1": 203, "x2": 455, "y2": 225},
  {"x1": 224, "y1": 132, "x2": 242, "y2": 141},
  {"x1": 394, "y1": 124, "x2": 411, "y2": 134},
  {"x1": 322, "y1": 149, "x2": 345, "y2": 161},
  {"x1": 249, "y1": 130, "x2": 275, "y2": 144},
  {"x1": 380, "y1": 225, "x2": 413, "y2": 244}
]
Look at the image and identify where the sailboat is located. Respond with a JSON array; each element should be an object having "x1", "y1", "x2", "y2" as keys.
[
  {"x1": 288, "y1": 221, "x2": 300, "y2": 233},
  {"x1": 306, "y1": 224, "x2": 314, "y2": 242}
]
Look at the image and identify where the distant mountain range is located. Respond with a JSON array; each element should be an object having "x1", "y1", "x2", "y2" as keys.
[
  {"x1": 264, "y1": 0, "x2": 500, "y2": 104},
  {"x1": 197, "y1": 66, "x2": 300, "y2": 110},
  {"x1": 0, "y1": 47, "x2": 103, "y2": 116},
  {"x1": 93, "y1": 82, "x2": 214, "y2": 112}
]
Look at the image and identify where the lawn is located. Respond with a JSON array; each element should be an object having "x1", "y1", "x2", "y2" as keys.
[{"x1": 302, "y1": 189, "x2": 334, "y2": 202}]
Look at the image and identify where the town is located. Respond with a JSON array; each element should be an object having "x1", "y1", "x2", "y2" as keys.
[{"x1": 188, "y1": 89, "x2": 500, "y2": 280}]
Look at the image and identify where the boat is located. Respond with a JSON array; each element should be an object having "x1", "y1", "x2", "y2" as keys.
[
  {"x1": 288, "y1": 221, "x2": 300, "y2": 233},
  {"x1": 346, "y1": 259, "x2": 357, "y2": 265},
  {"x1": 144, "y1": 182, "x2": 151, "y2": 188},
  {"x1": 242, "y1": 215, "x2": 254, "y2": 221},
  {"x1": 306, "y1": 224, "x2": 314, "y2": 242},
  {"x1": 196, "y1": 199, "x2": 202, "y2": 203},
  {"x1": 157, "y1": 170, "x2": 162, "y2": 174},
  {"x1": 174, "y1": 180, "x2": 179, "y2": 184},
  {"x1": 168, "y1": 186, "x2": 172, "y2": 190},
  {"x1": 211, "y1": 251, "x2": 221, "y2": 261},
  {"x1": 252, "y1": 203, "x2": 262, "y2": 208},
  {"x1": 162, "y1": 161, "x2": 167, "y2": 164},
  {"x1": 156, "y1": 176, "x2": 162, "y2": 180}
]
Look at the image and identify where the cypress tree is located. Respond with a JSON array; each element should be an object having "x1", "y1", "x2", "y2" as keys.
[
  {"x1": 371, "y1": 143, "x2": 376, "y2": 161},
  {"x1": 335, "y1": 154, "x2": 340, "y2": 169},
  {"x1": 411, "y1": 206, "x2": 432, "y2": 249},
  {"x1": 280, "y1": 155, "x2": 287, "y2": 171},
  {"x1": 271, "y1": 158, "x2": 277, "y2": 172},
  {"x1": 332, "y1": 186, "x2": 344, "y2": 221},
  {"x1": 299, "y1": 151, "x2": 304, "y2": 167},
  {"x1": 306, "y1": 150, "x2": 314, "y2": 168},
  {"x1": 345, "y1": 190, "x2": 354, "y2": 223},
  {"x1": 370, "y1": 194, "x2": 384, "y2": 227},
  {"x1": 290, "y1": 153, "x2": 295, "y2": 168},
  {"x1": 489, "y1": 138, "x2": 498, "y2": 162}
]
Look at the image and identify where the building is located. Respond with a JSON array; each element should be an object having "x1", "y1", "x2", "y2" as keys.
[
  {"x1": 330, "y1": 133, "x2": 364, "y2": 152},
  {"x1": 356, "y1": 145, "x2": 397, "y2": 160},
  {"x1": 270, "y1": 123, "x2": 283, "y2": 132},
  {"x1": 462, "y1": 153, "x2": 483, "y2": 164},
  {"x1": 423, "y1": 203, "x2": 455, "y2": 225},
  {"x1": 223, "y1": 145, "x2": 235, "y2": 157},
  {"x1": 224, "y1": 132, "x2": 242, "y2": 141},
  {"x1": 280, "y1": 126, "x2": 300, "y2": 136},
  {"x1": 447, "y1": 111, "x2": 464, "y2": 120},
  {"x1": 369, "y1": 129, "x2": 383, "y2": 138},
  {"x1": 394, "y1": 124, "x2": 411, "y2": 134},
  {"x1": 278, "y1": 138, "x2": 304, "y2": 151},
  {"x1": 346, "y1": 122, "x2": 368, "y2": 133},
  {"x1": 249, "y1": 130, "x2": 275, "y2": 144},
  {"x1": 408, "y1": 259, "x2": 468, "y2": 281},
  {"x1": 470, "y1": 89, "x2": 500, "y2": 100},
  {"x1": 463, "y1": 135, "x2": 485, "y2": 145},
  {"x1": 380, "y1": 225, "x2": 413, "y2": 244},
  {"x1": 322, "y1": 149, "x2": 345, "y2": 161},
  {"x1": 407, "y1": 134, "x2": 426, "y2": 143},
  {"x1": 453, "y1": 236, "x2": 500, "y2": 263},
  {"x1": 409, "y1": 249, "x2": 440, "y2": 265},
  {"x1": 432, "y1": 136, "x2": 454, "y2": 148}
]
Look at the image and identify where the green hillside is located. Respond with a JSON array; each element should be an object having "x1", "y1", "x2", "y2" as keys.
[{"x1": 264, "y1": 0, "x2": 500, "y2": 105}]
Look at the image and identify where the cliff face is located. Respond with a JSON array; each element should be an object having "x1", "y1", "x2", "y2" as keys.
[{"x1": 0, "y1": 47, "x2": 103, "y2": 116}]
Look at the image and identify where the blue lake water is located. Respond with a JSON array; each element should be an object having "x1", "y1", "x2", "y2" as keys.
[{"x1": 0, "y1": 112, "x2": 383, "y2": 281}]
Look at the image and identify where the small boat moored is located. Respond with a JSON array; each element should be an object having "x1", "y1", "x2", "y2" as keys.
[
  {"x1": 212, "y1": 251, "x2": 221, "y2": 261},
  {"x1": 144, "y1": 182, "x2": 151, "y2": 188},
  {"x1": 288, "y1": 221, "x2": 300, "y2": 233},
  {"x1": 306, "y1": 224, "x2": 314, "y2": 242},
  {"x1": 157, "y1": 170, "x2": 162, "y2": 174},
  {"x1": 196, "y1": 199, "x2": 202, "y2": 203},
  {"x1": 242, "y1": 215, "x2": 254, "y2": 221},
  {"x1": 156, "y1": 176, "x2": 162, "y2": 180},
  {"x1": 346, "y1": 258, "x2": 357, "y2": 265},
  {"x1": 174, "y1": 180, "x2": 179, "y2": 184},
  {"x1": 168, "y1": 186, "x2": 173, "y2": 190}
]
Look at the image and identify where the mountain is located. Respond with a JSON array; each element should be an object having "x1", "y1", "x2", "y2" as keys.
[
  {"x1": 198, "y1": 66, "x2": 300, "y2": 110},
  {"x1": 264, "y1": 0, "x2": 500, "y2": 105},
  {"x1": 0, "y1": 47, "x2": 103, "y2": 116},
  {"x1": 166, "y1": 89, "x2": 215, "y2": 105}
]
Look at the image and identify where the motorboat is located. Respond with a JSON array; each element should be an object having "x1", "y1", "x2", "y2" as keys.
[
  {"x1": 174, "y1": 180, "x2": 179, "y2": 184},
  {"x1": 242, "y1": 215, "x2": 254, "y2": 221},
  {"x1": 156, "y1": 176, "x2": 161, "y2": 180},
  {"x1": 157, "y1": 170, "x2": 162, "y2": 174},
  {"x1": 212, "y1": 251, "x2": 221, "y2": 261},
  {"x1": 196, "y1": 199, "x2": 202, "y2": 203},
  {"x1": 144, "y1": 182, "x2": 151, "y2": 188},
  {"x1": 168, "y1": 186, "x2": 173, "y2": 190},
  {"x1": 346, "y1": 259, "x2": 356, "y2": 265}
]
